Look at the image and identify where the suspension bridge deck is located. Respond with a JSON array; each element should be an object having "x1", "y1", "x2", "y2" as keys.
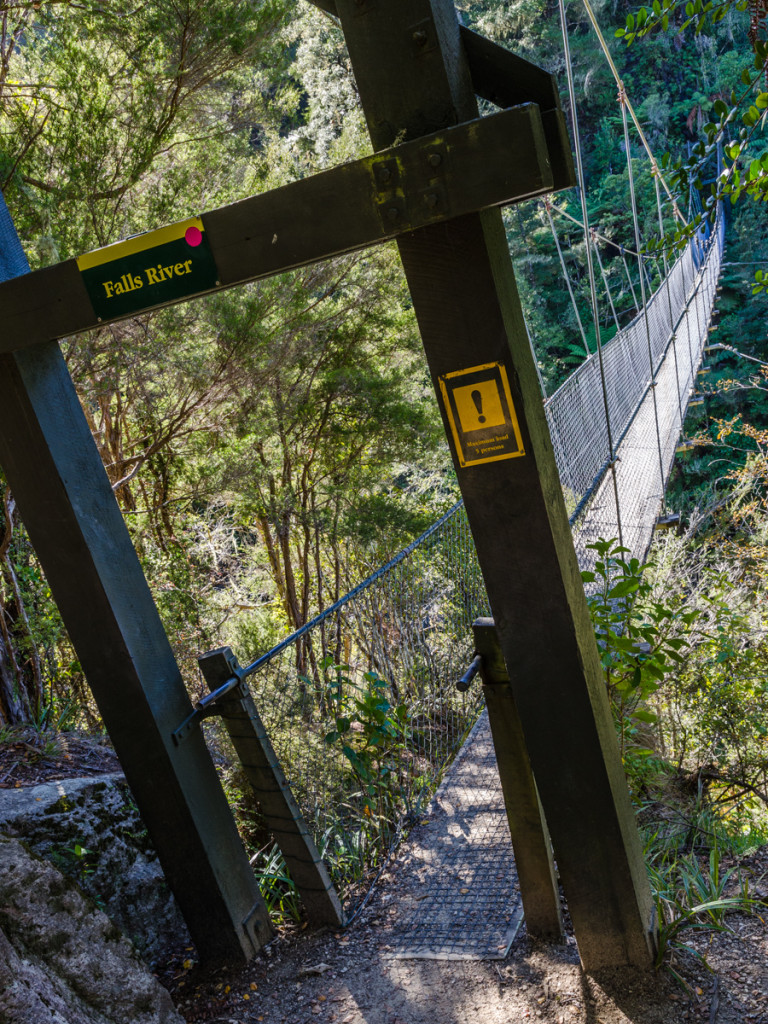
[{"x1": 381, "y1": 711, "x2": 524, "y2": 960}]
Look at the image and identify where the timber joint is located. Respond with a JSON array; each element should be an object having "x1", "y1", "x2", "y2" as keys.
[{"x1": 172, "y1": 647, "x2": 248, "y2": 746}]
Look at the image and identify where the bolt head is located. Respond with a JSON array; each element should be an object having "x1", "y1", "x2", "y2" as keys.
[
  {"x1": 379, "y1": 166, "x2": 391, "y2": 182},
  {"x1": 413, "y1": 29, "x2": 428, "y2": 46},
  {"x1": 428, "y1": 152, "x2": 442, "y2": 167},
  {"x1": 387, "y1": 207, "x2": 400, "y2": 221}
]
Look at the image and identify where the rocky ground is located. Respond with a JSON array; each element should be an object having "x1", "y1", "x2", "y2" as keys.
[
  {"x1": 0, "y1": 835, "x2": 182, "y2": 1024},
  {"x1": 2, "y1": 733, "x2": 767, "y2": 1024}
]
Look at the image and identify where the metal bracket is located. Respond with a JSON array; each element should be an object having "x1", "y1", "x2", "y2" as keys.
[
  {"x1": 654, "y1": 512, "x2": 681, "y2": 532},
  {"x1": 172, "y1": 666, "x2": 247, "y2": 746},
  {"x1": 456, "y1": 653, "x2": 483, "y2": 692}
]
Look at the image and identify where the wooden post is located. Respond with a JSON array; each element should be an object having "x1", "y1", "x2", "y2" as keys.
[
  {"x1": 0, "y1": 197, "x2": 272, "y2": 964},
  {"x1": 322, "y1": 0, "x2": 656, "y2": 970},
  {"x1": 198, "y1": 648, "x2": 344, "y2": 928},
  {"x1": 473, "y1": 619, "x2": 563, "y2": 942}
]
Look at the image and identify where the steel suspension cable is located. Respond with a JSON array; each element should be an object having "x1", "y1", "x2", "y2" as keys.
[
  {"x1": 558, "y1": 0, "x2": 623, "y2": 546},
  {"x1": 690, "y1": 223, "x2": 706, "y2": 389},
  {"x1": 619, "y1": 87, "x2": 668, "y2": 515},
  {"x1": 656, "y1": 255, "x2": 685, "y2": 424},
  {"x1": 643, "y1": 260, "x2": 656, "y2": 294},
  {"x1": 706, "y1": 342, "x2": 768, "y2": 367},
  {"x1": 580, "y1": 0, "x2": 686, "y2": 225},
  {"x1": 620, "y1": 248, "x2": 641, "y2": 312},
  {"x1": 544, "y1": 200, "x2": 591, "y2": 357},
  {"x1": 592, "y1": 229, "x2": 622, "y2": 332},
  {"x1": 548, "y1": 203, "x2": 643, "y2": 257},
  {"x1": 523, "y1": 308, "x2": 550, "y2": 398},
  {"x1": 653, "y1": 177, "x2": 685, "y2": 425},
  {"x1": 657, "y1": 176, "x2": 696, "y2": 374}
]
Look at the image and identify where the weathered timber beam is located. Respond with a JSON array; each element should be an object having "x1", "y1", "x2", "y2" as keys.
[
  {"x1": 459, "y1": 28, "x2": 575, "y2": 191},
  {"x1": 473, "y1": 618, "x2": 563, "y2": 942},
  {"x1": 309, "y1": 0, "x2": 338, "y2": 16},
  {"x1": 308, "y1": 0, "x2": 575, "y2": 186},
  {"x1": 199, "y1": 648, "x2": 344, "y2": 929},
  {"x1": 207, "y1": 102, "x2": 552, "y2": 293},
  {"x1": 0, "y1": 197, "x2": 272, "y2": 964},
  {"x1": 308, "y1": 3, "x2": 574, "y2": 191},
  {"x1": 460, "y1": 27, "x2": 559, "y2": 110},
  {"x1": 0, "y1": 105, "x2": 553, "y2": 351},
  {"x1": 330, "y1": 0, "x2": 655, "y2": 971}
]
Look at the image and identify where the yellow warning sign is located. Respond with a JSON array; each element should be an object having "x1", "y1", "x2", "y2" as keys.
[{"x1": 439, "y1": 362, "x2": 525, "y2": 467}]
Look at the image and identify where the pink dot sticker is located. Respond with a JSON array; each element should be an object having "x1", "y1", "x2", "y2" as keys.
[{"x1": 185, "y1": 225, "x2": 203, "y2": 247}]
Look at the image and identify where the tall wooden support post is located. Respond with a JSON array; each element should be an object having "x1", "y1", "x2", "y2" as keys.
[
  {"x1": 0, "y1": 198, "x2": 272, "y2": 964},
  {"x1": 473, "y1": 619, "x2": 563, "y2": 942},
  {"x1": 326, "y1": 0, "x2": 655, "y2": 969},
  {"x1": 197, "y1": 648, "x2": 344, "y2": 928}
]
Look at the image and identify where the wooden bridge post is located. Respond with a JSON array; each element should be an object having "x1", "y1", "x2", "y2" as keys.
[
  {"x1": 317, "y1": 0, "x2": 656, "y2": 970},
  {"x1": 0, "y1": 197, "x2": 272, "y2": 964},
  {"x1": 197, "y1": 647, "x2": 344, "y2": 928},
  {"x1": 473, "y1": 619, "x2": 563, "y2": 942}
]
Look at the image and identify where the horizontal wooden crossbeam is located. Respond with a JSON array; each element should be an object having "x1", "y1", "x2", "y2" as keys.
[
  {"x1": 458, "y1": 28, "x2": 574, "y2": 193},
  {"x1": 0, "y1": 102, "x2": 563, "y2": 352},
  {"x1": 310, "y1": 1, "x2": 574, "y2": 192}
]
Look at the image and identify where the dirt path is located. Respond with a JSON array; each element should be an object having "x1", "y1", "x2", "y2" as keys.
[
  {"x1": 166, "y1": 841, "x2": 768, "y2": 1024},
  {"x1": 4, "y1": 731, "x2": 767, "y2": 1023}
]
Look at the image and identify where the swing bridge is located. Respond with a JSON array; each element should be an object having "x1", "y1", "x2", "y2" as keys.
[
  {"x1": 210, "y1": 192, "x2": 725, "y2": 958},
  {"x1": 0, "y1": 0, "x2": 733, "y2": 971},
  {"x1": 192, "y1": 0, "x2": 727, "y2": 958}
]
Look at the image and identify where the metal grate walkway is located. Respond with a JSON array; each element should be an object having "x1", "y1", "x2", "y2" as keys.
[{"x1": 382, "y1": 711, "x2": 524, "y2": 960}]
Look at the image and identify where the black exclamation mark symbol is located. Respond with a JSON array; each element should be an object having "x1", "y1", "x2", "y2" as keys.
[{"x1": 471, "y1": 389, "x2": 486, "y2": 424}]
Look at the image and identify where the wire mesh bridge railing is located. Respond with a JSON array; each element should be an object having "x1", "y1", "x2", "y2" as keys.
[
  {"x1": 226, "y1": 502, "x2": 489, "y2": 915},
  {"x1": 213, "y1": 208, "x2": 723, "y2": 920},
  {"x1": 556, "y1": 206, "x2": 725, "y2": 569}
]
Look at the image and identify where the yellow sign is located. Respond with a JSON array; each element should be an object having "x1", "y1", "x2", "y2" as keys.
[{"x1": 439, "y1": 361, "x2": 525, "y2": 467}]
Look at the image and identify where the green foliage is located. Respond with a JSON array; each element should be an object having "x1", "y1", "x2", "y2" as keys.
[
  {"x1": 616, "y1": 0, "x2": 747, "y2": 46},
  {"x1": 324, "y1": 661, "x2": 410, "y2": 833},
  {"x1": 583, "y1": 529, "x2": 768, "y2": 978},
  {"x1": 582, "y1": 538, "x2": 699, "y2": 756},
  {"x1": 252, "y1": 843, "x2": 302, "y2": 925},
  {"x1": 647, "y1": 841, "x2": 764, "y2": 982},
  {"x1": 616, "y1": 0, "x2": 768, "y2": 293},
  {"x1": 318, "y1": 817, "x2": 376, "y2": 891}
]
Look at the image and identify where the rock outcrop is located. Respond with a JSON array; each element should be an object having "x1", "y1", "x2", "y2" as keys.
[
  {"x1": 0, "y1": 774, "x2": 188, "y2": 961},
  {"x1": 0, "y1": 835, "x2": 183, "y2": 1024}
]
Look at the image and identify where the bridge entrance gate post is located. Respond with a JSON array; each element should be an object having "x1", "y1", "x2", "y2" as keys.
[
  {"x1": 0, "y1": 1, "x2": 655, "y2": 970},
  {"x1": 311, "y1": 0, "x2": 656, "y2": 971}
]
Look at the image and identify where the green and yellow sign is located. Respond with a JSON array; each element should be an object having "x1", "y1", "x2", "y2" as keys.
[{"x1": 77, "y1": 217, "x2": 219, "y2": 320}]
